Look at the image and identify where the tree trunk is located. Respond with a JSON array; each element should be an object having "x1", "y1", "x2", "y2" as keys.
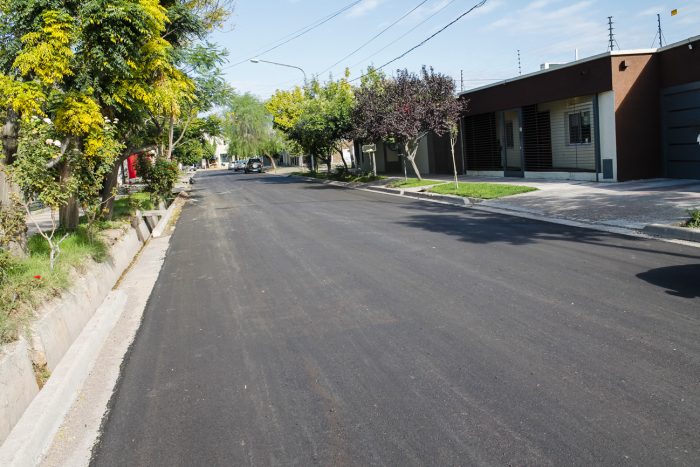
[
  {"x1": 166, "y1": 114, "x2": 175, "y2": 160},
  {"x1": 59, "y1": 199, "x2": 79, "y2": 231},
  {"x1": 339, "y1": 147, "x2": 348, "y2": 171},
  {"x1": 1, "y1": 108, "x2": 20, "y2": 206},
  {"x1": 326, "y1": 156, "x2": 332, "y2": 175},
  {"x1": 58, "y1": 162, "x2": 79, "y2": 231},
  {"x1": 268, "y1": 155, "x2": 277, "y2": 173},
  {"x1": 404, "y1": 140, "x2": 422, "y2": 180},
  {"x1": 100, "y1": 157, "x2": 124, "y2": 220}
]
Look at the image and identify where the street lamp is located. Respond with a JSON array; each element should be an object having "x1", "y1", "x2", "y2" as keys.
[
  {"x1": 250, "y1": 58, "x2": 311, "y2": 170},
  {"x1": 250, "y1": 58, "x2": 307, "y2": 84}
]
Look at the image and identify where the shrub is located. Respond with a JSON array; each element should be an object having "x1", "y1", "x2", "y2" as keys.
[
  {"x1": 687, "y1": 209, "x2": 700, "y2": 228},
  {"x1": 138, "y1": 155, "x2": 179, "y2": 203}
]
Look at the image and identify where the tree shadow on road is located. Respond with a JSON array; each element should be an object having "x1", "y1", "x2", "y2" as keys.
[
  {"x1": 394, "y1": 202, "x2": 700, "y2": 261},
  {"x1": 637, "y1": 264, "x2": 700, "y2": 298}
]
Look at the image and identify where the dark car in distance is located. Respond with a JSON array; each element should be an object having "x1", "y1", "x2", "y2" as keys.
[{"x1": 245, "y1": 157, "x2": 263, "y2": 173}]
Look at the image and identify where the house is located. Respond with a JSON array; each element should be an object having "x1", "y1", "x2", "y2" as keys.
[
  {"x1": 458, "y1": 35, "x2": 700, "y2": 182},
  {"x1": 204, "y1": 135, "x2": 229, "y2": 167},
  {"x1": 355, "y1": 133, "x2": 462, "y2": 176}
]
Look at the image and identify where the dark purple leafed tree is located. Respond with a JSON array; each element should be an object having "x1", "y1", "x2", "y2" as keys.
[{"x1": 353, "y1": 66, "x2": 466, "y2": 180}]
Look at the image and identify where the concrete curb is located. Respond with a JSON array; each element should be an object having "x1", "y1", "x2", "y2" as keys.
[
  {"x1": 152, "y1": 193, "x2": 186, "y2": 238},
  {"x1": 643, "y1": 223, "x2": 700, "y2": 242},
  {"x1": 0, "y1": 292, "x2": 127, "y2": 466}
]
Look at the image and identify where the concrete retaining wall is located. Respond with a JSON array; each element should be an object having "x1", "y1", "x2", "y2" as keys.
[
  {"x1": 0, "y1": 339, "x2": 39, "y2": 443},
  {"x1": 0, "y1": 219, "x2": 148, "y2": 445},
  {"x1": 30, "y1": 227, "x2": 142, "y2": 371}
]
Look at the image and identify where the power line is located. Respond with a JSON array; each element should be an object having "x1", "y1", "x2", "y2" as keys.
[
  {"x1": 362, "y1": 0, "x2": 488, "y2": 79},
  {"x1": 317, "y1": 0, "x2": 432, "y2": 76},
  {"x1": 348, "y1": 0, "x2": 460, "y2": 71},
  {"x1": 222, "y1": 1, "x2": 363, "y2": 71}
]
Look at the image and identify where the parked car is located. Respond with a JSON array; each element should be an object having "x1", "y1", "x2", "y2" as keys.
[
  {"x1": 245, "y1": 157, "x2": 263, "y2": 173},
  {"x1": 230, "y1": 159, "x2": 247, "y2": 171}
]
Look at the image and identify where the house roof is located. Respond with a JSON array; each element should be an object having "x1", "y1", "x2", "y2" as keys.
[{"x1": 458, "y1": 34, "x2": 700, "y2": 97}]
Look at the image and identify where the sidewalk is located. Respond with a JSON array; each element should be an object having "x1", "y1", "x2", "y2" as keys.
[{"x1": 416, "y1": 175, "x2": 700, "y2": 231}]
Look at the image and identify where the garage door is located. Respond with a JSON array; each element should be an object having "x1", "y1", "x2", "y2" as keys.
[{"x1": 661, "y1": 81, "x2": 700, "y2": 179}]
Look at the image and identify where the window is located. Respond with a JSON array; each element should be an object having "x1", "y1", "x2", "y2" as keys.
[
  {"x1": 505, "y1": 121, "x2": 515, "y2": 148},
  {"x1": 568, "y1": 111, "x2": 591, "y2": 144}
]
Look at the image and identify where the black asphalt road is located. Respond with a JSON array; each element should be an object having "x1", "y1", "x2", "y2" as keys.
[{"x1": 92, "y1": 171, "x2": 700, "y2": 466}]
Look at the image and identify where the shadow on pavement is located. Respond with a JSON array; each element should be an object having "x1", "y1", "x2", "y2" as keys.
[
  {"x1": 394, "y1": 202, "x2": 700, "y2": 261},
  {"x1": 637, "y1": 264, "x2": 700, "y2": 298}
]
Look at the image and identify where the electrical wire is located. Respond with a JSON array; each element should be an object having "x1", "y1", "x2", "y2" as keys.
[
  {"x1": 350, "y1": 0, "x2": 488, "y2": 82},
  {"x1": 316, "y1": 0, "x2": 432, "y2": 76},
  {"x1": 223, "y1": 0, "x2": 363, "y2": 70},
  {"x1": 348, "y1": 0, "x2": 460, "y2": 71}
]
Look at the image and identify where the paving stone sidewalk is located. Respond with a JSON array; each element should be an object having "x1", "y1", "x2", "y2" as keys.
[{"x1": 426, "y1": 175, "x2": 700, "y2": 231}]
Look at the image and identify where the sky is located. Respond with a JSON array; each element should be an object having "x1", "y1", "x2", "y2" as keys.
[{"x1": 210, "y1": 0, "x2": 700, "y2": 98}]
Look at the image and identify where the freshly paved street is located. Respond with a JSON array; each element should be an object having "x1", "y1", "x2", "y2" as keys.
[{"x1": 92, "y1": 170, "x2": 700, "y2": 466}]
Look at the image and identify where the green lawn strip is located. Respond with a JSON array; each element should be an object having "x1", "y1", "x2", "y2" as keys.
[
  {"x1": 429, "y1": 182, "x2": 537, "y2": 199},
  {"x1": 0, "y1": 191, "x2": 152, "y2": 344},
  {"x1": 387, "y1": 178, "x2": 445, "y2": 189}
]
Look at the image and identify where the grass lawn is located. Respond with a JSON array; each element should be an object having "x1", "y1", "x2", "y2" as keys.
[
  {"x1": 112, "y1": 191, "x2": 155, "y2": 219},
  {"x1": 0, "y1": 191, "x2": 152, "y2": 344},
  {"x1": 429, "y1": 182, "x2": 537, "y2": 199},
  {"x1": 387, "y1": 178, "x2": 445, "y2": 188}
]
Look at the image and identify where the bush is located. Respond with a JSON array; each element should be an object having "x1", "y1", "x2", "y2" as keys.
[
  {"x1": 687, "y1": 209, "x2": 700, "y2": 228},
  {"x1": 0, "y1": 196, "x2": 27, "y2": 249},
  {"x1": 138, "y1": 155, "x2": 180, "y2": 202},
  {"x1": 0, "y1": 250, "x2": 19, "y2": 286}
]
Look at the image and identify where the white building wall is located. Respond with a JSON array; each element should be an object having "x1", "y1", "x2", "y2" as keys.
[{"x1": 597, "y1": 91, "x2": 618, "y2": 181}]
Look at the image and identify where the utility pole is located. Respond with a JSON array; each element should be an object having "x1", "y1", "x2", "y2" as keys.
[
  {"x1": 460, "y1": 69, "x2": 464, "y2": 92},
  {"x1": 657, "y1": 13, "x2": 663, "y2": 47},
  {"x1": 608, "y1": 16, "x2": 615, "y2": 51},
  {"x1": 517, "y1": 50, "x2": 522, "y2": 75}
]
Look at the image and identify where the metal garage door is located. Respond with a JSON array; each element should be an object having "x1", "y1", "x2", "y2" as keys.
[{"x1": 661, "y1": 81, "x2": 700, "y2": 179}]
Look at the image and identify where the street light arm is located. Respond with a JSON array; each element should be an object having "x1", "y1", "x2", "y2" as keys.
[{"x1": 251, "y1": 59, "x2": 307, "y2": 84}]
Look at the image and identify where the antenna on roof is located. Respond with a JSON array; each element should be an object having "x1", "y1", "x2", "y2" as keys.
[
  {"x1": 608, "y1": 16, "x2": 615, "y2": 51},
  {"x1": 657, "y1": 13, "x2": 664, "y2": 47},
  {"x1": 517, "y1": 49, "x2": 522, "y2": 75}
]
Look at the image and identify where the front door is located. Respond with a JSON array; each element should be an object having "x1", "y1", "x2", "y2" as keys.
[{"x1": 500, "y1": 109, "x2": 524, "y2": 177}]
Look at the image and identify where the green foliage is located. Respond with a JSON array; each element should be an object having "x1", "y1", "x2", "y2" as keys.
[
  {"x1": 267, "y1": 72, "x2": 355, "y2": 171},
  {"x1": 225, "y1": 93, "x2": 276, "y2": 159},
  {"x1": 173, "y1": 115, "x2": 220, "y2": 165},
  {"x1": 0, "y1": 195, "x2": 26, "y2": 249},
  {"x1": 686, "y1": 209, "x2": 700, "y2": 228},
  {"x1": 10, "y1": 118, "x2": 77, "y2": 211},
  {"x1": 138, "y1": 156, "x2": 179, "y2": 201},
  {"x1": 13, "y1": 10, "x2": 74, "y2": 85},
  {"x1": 0, "y1": 249, "x2": 19, "y2": 286}
]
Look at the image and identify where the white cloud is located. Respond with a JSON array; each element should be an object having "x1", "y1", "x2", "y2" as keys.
[
  {"x1": 347, "y1": 0, "x2": 383, "y2": 18},
  {"x1": 637, "y1": 5, "x2": 666, "y2": 16}
]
